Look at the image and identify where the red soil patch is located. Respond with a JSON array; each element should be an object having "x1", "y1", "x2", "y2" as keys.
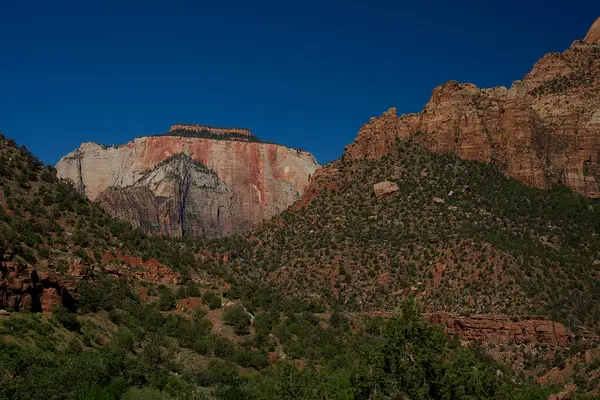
[
  {"x1": 100, "y1": 252, "x2": 179, "y2": 285},
  {"x1": 172, "y1": 297, "x2": 205, "y2": 318},
  {"x1": 100, "y1": 253, "x2": 164, "y2": 269}
]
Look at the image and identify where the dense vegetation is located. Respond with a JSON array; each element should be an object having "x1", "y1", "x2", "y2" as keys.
[
  {"x1": 0, "y1": 133, "x2": 599, "y2": 398},
  {"x1": 0, "y1": 292, "x2": 555, "y2": 399},
  {"x1": 159, "y1": 128, "x2": 264, "y2": 143}
]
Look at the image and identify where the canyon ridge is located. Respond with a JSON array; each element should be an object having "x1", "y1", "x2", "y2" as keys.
[{"x1": 346, "y1": 17, "x2": 600, "y2": 198}]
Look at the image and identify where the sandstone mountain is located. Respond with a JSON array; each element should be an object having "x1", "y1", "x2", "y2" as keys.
[
  {"x1": 203, "y1": 137, "x2": 600, "y2": 331},
  {"x1": 4, "y1": 18, "x2": 600, "y2": 399},
  {"x1": 55, "y1": 125, "x2": 319, "y2": 237},
  {"x1": 190, "y1": 124, "x2": 600, "y2": 391},
  {"x1": 346, "y1": 17, "x2": 600, "y2": 198},
  {"x1": 193, "y1": 19, "x2": 600, "y2": 333},
  {"x1": 3, "y1": 131, "x2": 599, "y2": 397}
]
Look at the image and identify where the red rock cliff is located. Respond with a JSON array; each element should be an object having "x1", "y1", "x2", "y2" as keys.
[
  {"x1": 345, "y1": 19, "x2": 600, "y2": 197},
  {"x1": 55, "y1": 134, "x2": 319, "y2": 237}
]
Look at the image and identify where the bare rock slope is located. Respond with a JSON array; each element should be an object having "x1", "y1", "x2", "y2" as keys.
[{"x1": 56, "y1": 126, "x2": 319, "y2": 237}]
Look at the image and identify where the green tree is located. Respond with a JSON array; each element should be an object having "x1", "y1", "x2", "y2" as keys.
[
  {"x1": 202, "y1": 292, "x2": 221, "y2": 310},
  {"x1": 53, "y1": 307, "x2": 81, "y2": 332},
  {"x1": 158, "y1": 286, "x2": 176, "y2": 311},
  {"x1": 223, "y1": 305, "x2": 251, "y2": 335}
]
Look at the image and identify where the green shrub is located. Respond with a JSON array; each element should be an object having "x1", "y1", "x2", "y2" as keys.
[
  {"x1": 223, "y1": 305, "x2": 251, "y2": 335},
  {"x1": 232, "y1": 348, "x2": 269, "y2": 370},
  {"x1": 114, "y1": 328, "x2": 135, "y2": 352},
  {"x1": 175, "y1": 286, "x2": 187, "y2": 300},
  {"x1": 53, "y1": 307, "x2": 81, "y2": 332},
  {"x1": 213, "y1": 337, "x2": 235, "y2": 358},
  {"x1": 185, "y1": 282, "x2": 201, "y2": 298},
  {"x1": 202, "y1": 292, "x2": 221, "y2": 310},
  {"x1": 157, "y1": 286, "x2": 176, "y2": 311}
]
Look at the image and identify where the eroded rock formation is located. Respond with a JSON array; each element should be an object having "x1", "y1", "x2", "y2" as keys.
[
  {"x1": 345, "y1": 18, "x2": 600, "y2": 197},
  {"x1": 0, "y1": 262, "x2": 77, "y2": 313},
  {"x1": 0, "y1": 253, "x2": 181, "y2": 314},
  {"x1": 584, "y1": 17, "x2": 600, "y2": 44},
  {"x1": 363, "y1": 311, "x2": 575, "y2": 346},
  {"x1": 100, "y1": 253, "x2": 180, "y2": 285},
  {"x1": 373, "y1": 180, "x2": 399, "y2": 198},
  {"x1": 97, "y1": 154, "x2": 244, "y2": 237},
  {"x1": 426, "y1": 313, "x2": 574, "y2": 346},
  {"x1": 56, "y1": 133, "x2": 318, "y2": 237}
]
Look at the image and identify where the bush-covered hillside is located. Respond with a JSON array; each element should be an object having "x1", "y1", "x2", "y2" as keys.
[
  {"x1": 0, "y1": 133, "x2": 597, "y2": 398},
  {"x1": 0, "y1": 133, "x2": 200, "y2": 278},
  {"x1": 0, "y1": 293, "x2": 555, "y2": 400},
  {"x1": 195, "y1": 138, "x2": 600, "y2": 332}
]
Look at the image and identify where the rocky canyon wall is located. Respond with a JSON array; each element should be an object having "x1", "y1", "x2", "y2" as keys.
[
  {"x1": 56, "y1": 135, "x2": 319, "y2": 237},
  {"x1": 345, "y1": 17, "x2": 600, "y2": 198}
]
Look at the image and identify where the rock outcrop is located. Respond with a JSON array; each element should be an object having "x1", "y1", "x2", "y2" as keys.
[
  {"x1": 364, "y1": 311, "x2": 574, "y2": 346},
  {"x1": 0, "y1": 262, "x2": 77, "y2": 313},
  {"x1": 584, "y1": 17, "x2": 600, "y2": 44},
  {"x1": 373, "y1": 181, "x2": 399, "y2": 198},
  {"x1": 345, "y1": 18, "x2": 600, "y2": 198},
  {"x1": 547, "y1": 385, "x2": 577, "y2": 400},
  {"x1": 0, "y1": 250, "x2": 181, "y2": 313},
  {"x1": 100, "y1": 253, "x2": 180, "y2": 285},
  {"x1": 426, "y1": 313, "x2": 574, "y2": 346},
  {"x1": 97, "y1": 154, "x2": 244, "y2": 237},
  {"x1": 56, "y1": 133, "x2": 318, "y2": 237}
]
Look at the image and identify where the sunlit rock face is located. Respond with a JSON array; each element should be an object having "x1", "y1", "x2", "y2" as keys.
[
  {"x1": 56, "y1": 134, "x2": 319, "y2": 237},
  {"x1": 345, "y1": 19, "x2": 600, "y2": 198}
]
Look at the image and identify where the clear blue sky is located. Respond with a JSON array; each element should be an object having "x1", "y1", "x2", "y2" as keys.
[{"x1": 1, "y1": 0, "x2": 598, "y2": 166}]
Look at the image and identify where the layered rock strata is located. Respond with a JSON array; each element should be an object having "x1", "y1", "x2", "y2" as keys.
[
  {"x1": 426, "y1": 313, "x2": 574, "y2": 346},
  {"x1": 56, "y1": 134, "x2": 318, "y2": 237},
  {"x1": 345, "y1": 18, "x2": 600, "y2": 197}
]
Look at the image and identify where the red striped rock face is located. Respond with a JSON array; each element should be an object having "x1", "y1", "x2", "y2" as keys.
[
  {"x1": 345, "y1": 19, "x2": 600, "y2": 198},
  {"x1": 56, "y1": 135, "x2": 318, "y2": 237}
]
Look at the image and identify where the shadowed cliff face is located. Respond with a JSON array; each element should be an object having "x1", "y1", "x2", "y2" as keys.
[
  {"x1": 56, "y1": 136, "x2": 318, "y2": 237},
  {"x1": 345, "y1": 19, "x2": 600, "y2": 198},
  {"x1": 97, "y1": 154, "x2": 245, "y2": 237}
]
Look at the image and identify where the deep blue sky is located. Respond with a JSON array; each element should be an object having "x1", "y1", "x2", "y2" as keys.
[{"x1": 1, "y1": 1, "x2": 598, "y2": 165}]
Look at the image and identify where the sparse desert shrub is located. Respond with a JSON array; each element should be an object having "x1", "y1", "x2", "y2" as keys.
[
  {"x1": 53, "y1": 307, "x2": 81, "y2": 332},
  {"x1": 223, "y1": 305, "x2": 251, "y2": 335}
]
